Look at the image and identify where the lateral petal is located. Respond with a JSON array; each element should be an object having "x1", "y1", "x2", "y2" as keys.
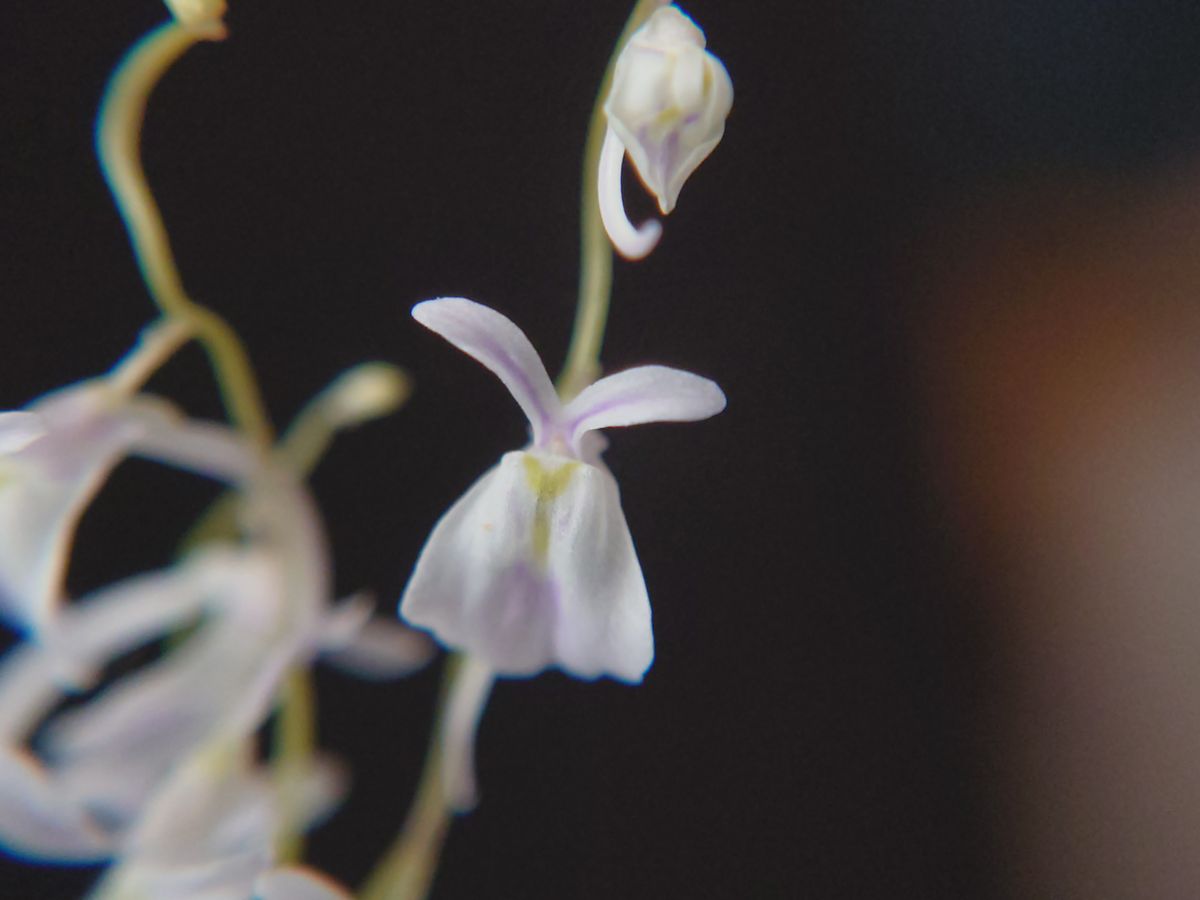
[
  {"x1": 0, "y1": 412, "x2": 44, "y2": 454},
  {"x1": 544, "y1": 464, "x2": 654, "y2": 682},
  {"x1": 563, "y1": 364, "x2": 726, "y2": 447},
  {"x1": 96, "y1": 746, "x2": 275, "y2": 900},
  {"x1": 400, "y1": 453, "x2": 558, "y2": 676},
  {"x1": 0, "y1": 744, "x2": 111, "y2": 863},
  {"x1": 320, "y1": 616, "x2": 434, "y2": 681},
  {"x1": 412, "y1": 299, "x2": 561, "y2": 442},
  {"x1": 43, "y1": 552, "x2": 293, "y2": 829},
  {"x1": 0, "y1": 384, "x2": 182, "y2": 633}
]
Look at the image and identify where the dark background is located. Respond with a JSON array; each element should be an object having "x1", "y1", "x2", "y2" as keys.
[{"x1": 6, "y1": 1, "x2": 1200, "y2": 898}]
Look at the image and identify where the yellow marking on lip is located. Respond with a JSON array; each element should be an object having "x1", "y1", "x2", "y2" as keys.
[{"x1": 522, "y1": 455, "x2": 578, "y2": 565}]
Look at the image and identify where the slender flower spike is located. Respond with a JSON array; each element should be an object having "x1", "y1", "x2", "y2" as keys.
[
  {"x1": 400, "y1": 298, "x2": 725, "y2": 682},
  {"x1": 599, "y1": 4, "x2": 733, "y2": 259}
]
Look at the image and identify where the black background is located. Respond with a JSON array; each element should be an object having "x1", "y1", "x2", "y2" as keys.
[{"x1": 5, "y1": 1, "x2": 1200, "y2": 898}]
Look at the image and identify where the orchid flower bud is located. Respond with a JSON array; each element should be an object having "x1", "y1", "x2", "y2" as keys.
[{"x1": 599, "y1": 4, "x2": 733, "y2": 259}]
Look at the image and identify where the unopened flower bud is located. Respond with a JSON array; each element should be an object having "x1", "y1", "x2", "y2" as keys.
[{"x1": 599, "y1": 5, "x2": 733, "y2": 259}]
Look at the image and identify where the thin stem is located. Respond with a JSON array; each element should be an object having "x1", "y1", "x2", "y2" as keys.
[
  {"x1": 556, "y1": 0, "x2": 668, "y2": 401},
  {"x1": 181, "y1": 363, "x2": 410, "y2": 549},
  {"x1": 361, "y1": 7, "x2": 669, "y2": 895},
  {"x1": 359, "y1": 655, "x2": 469, "y2": 900},
  {"x1": 272, "y1": 668, "x2": 317, "y2": 864},
  {"x1": 97, "y1": 19, "x2": 274, "y2": 449},
  {"x1": 107, "y1": 316, "x2": 194, "y2": 395}
]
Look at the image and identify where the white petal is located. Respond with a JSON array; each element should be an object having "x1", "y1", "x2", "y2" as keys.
[
  {"x1": 0, "y1": 412, "x2": 45, "y2": 454},
  {"x1": 255, "y1": 867, "x2": 353, "y2": 900},
  {"x1": 598, "y1": 127, "x2": 662, "y2": 260},
  {"x1": 321, "y1": 615, "x2": 434, "y2": 681},
  {"x1": 0, "y1": 644, "x2": 64, "y2": 743},
  {"x1": 400, "y1": 454, "x2": 556, "y2": 676},
  {"x1": 563, "y1": 364, "x2": 726, "y2": 447},
  {"x1": 440, "y1": 655, "x2": 494, "y2": 812},
  {"x1": 411, "y1": 298, "x2": 562, "y2": 441},
  {"x1": 401, "y1": 452, "x2": 653, "y2": 681},
  {"x1": 44, "y1": 553, "x2": 296, "y2": 826},
  {"x1": 0, "y1": 384, "x2": 181, "y2": 632},
  {"x1": 543, "y1": 463, "x2": 654, "y2": 682},
  {"x1": 130, "y1": 415, "x2": 259, "y2": 484},
  {"x1": 0, "y1": 470, "x2": 91, "y2": 632},
  {"x1": 316, "y1": 593, "x2": 375, "y2": 651},
  {"x1": 48, "y1": 549, "x2": 237, "y2": 685},
  {"x1": 98, "y1": 747, "x2": 274, "y2": 900},
  {"x1": 0, "y1": 744, "x2": 111, "y2": 863}
]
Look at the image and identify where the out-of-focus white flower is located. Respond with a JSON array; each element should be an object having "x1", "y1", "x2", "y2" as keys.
[
  {"x1": 93, "y1": 742, "x2": 351, "y2": 900},
  {"x1": 0, "y1": 382, "x2": 179, "y2": 634},
  {"x1": 0, "y1": 545, "x2": 293, "y2": 862},
  {"x1": 0, "y1": 412, "x2": 430, "y2": 867},
  {"x1": 599, "y1": 4, "x2": 733, "y2": 259},
  {"x1": 400, "y1": 298, "x2": 726, "y2": 683}
]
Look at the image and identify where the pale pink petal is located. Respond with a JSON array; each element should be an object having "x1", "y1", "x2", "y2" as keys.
[
  {"x1": 563, "y1": 364, "x2": 726, "y2": 447},
  {"x1": 544, "y1": 464, "x2": 654, "y2": 682},
  {"x1": 321, "y1": 616, "x2": 434, "y2": 681},
  {"x1": 440, "y1": 655, "x2": 495, "y2": 812},
  {"x1": 400, "y1": 453, "x2": 557, "y2": 676},
  {"x1": 100, "y1": 747, "x2": 274, "y2": 899},
  {"x1": 255, "y1": 867, "x2": 353, "y2": 900},
  {"x1": 0, "y1": 384, "x2": 183, "y2": 632},
  {"x1": 412, "y1": 299, "x2": 561, "y2": 442},
  {"x1": 43, "y1": 552, "x2": 296, "y2": 827},
  {"x1": 0, "y1": 412, "x2": 44, "y2": 454},
  {"x1": 402, "y1": 451, "x2": 653, "y2": 682},
  {"x1": 598, "y1": 127, "x2": 662, "y2": 260},
  {"x1": 0, "y1": 644, "x2": 63, "y2": 743},
  {"x1": 0, "y1": 744, "x2": 111, "y2": 863}
]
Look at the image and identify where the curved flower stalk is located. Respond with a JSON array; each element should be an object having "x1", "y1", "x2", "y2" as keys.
[
  {"x1": 598, "y1": 4, "x2": 733, "y2": 259},
  {"x1": 401, "y1": 297, "x2": 726, "y2": 683},
  {"x1": 0, "y1": 382, "x2": 180, "y2": 635}
]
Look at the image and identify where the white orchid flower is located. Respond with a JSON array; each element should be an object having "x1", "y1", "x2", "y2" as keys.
[
  {"x1": 599, "y1": 4, "x2": 733, "y2": 259},
  {"x1": 400, "y1": 298, "x2": 726, "y2": 683},
  {"x1": 0, "y1": 382, "x2": 180, "y2": 634},
  {"x1": 0, "y1": 414, "x2": 429, "y2": 866},
  {"x1": 0, "y1": 546, "x2": 289, "y2": 861}
]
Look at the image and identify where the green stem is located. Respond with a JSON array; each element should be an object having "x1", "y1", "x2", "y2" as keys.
[
  {"x1": 97, "y1": 19, "x2": 274, "y2": 450},
  {"x1": 99, "y1": 15, "x2": 322, "y2": 864},
  {"x1": 273, "y1": 668, "x2": 317, "y2": 863},
  {"x1": 107, "y1": 316, "x2": 194, "y2": 395},
  {"x1": 556, "y1": 0, "x2": 667, "y2": 401},
  {"x1": 359, "y1": 656, "x2": 464, "y2": 900}
]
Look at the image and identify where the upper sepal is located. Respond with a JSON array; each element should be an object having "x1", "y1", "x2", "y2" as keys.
[{"x1": 412, "y1": 299, "x2": 561, "y2": 444}]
